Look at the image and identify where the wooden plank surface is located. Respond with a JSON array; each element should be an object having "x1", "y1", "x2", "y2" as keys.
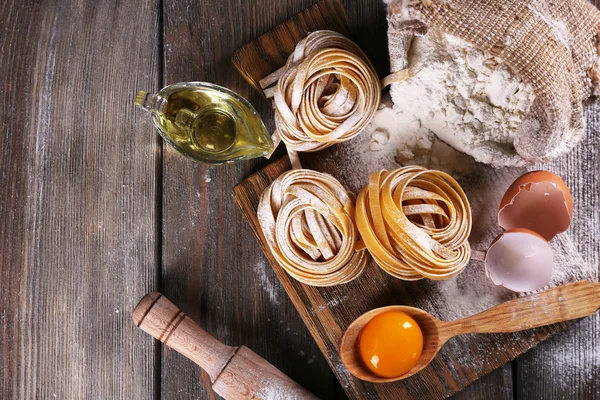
[
  {"x1": 233, "y1": 153, "x2": 581, "y2": 399},
  {"x1": 0, "y1": 1, "x2": 160, "y2": 399},
  {"x1": 1, "y1": 0, "x2": 599, "y2": 399},
  {"x1": 160, "y1": 1, "x2": 340, "y2": 399},
  {"x1": 232, "y1": 0, "x2": 352, "y2": 96},
  {"x1": 514, "y1": 103, "x2": 600, "y2": 398}
]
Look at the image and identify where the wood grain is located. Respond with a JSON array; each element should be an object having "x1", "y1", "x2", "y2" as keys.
[
  {"x1": 232, "y1": 0, "x2": 351, "y2": 96},
  {"x1": 212, "y1": 346, "x2": 318, "y2": 400},
  {"x1": 134, "y1": 293, "x2": 317, "y2": 399},
  {"x1": 442, "y1": 281, "x2": 600, "y2": 336},
  {"x1": 515, "y1": 102, "x2": 600, "y2": 398},
  {"x1": 2, "y1": 0, "x2": 598, "y2": 399},
  {"x1": 160, "y1": 1, "x2": 340, "y2": 399},
  {"x1": 134, "y1": 293, "x2": 238, "y2": 382},
  {"x1": 451, "y1": 365, "x2": 513, "y2": 400},
  {"x1": 0, "y1": 0, "x2": 161, "y2": 399},
  {"x1": 233, "y1": 155, "x2": 589, "y2": 399}
]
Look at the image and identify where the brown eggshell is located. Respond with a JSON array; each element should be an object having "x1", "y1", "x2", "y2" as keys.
[
  {"x1": 485, "y1": 228, "x2": 554, "y2": 292},
  {"x1": 498, "y1": 171, "x2": 573, "y2": 241}
]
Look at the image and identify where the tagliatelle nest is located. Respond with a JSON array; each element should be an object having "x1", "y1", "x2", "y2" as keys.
[
  {"x1": 356, "y1": 167, "x2": 472, "y2": 280},
  {"x1": 259, "y1": 30, "x2": 381, "y2": 167},
  {"x1": 257, "y1": 169, "x2": 369, "y2": 287}
]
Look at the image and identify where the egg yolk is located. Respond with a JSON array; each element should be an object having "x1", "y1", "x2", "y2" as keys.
[{"x1": 358, "y1": 311, "x2": 423, "y2": 378}]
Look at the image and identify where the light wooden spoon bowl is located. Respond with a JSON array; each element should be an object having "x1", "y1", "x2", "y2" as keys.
[{"x1": 340, "y1": 281, "x2": 600, "y2": 383}]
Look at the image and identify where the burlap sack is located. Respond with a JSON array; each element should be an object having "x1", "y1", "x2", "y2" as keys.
[{"x1": 387, "y1": 0, "x2": 600, "y2": 165}]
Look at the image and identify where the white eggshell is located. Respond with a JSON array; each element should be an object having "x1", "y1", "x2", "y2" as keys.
[{"x1": 485, "y1": 229, "x2": 554, "y2": 292}]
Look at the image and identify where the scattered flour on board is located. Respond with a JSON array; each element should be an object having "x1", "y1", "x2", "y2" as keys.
[
  {"x1": 315, "y1": 91, "x2": 598, "y2": 391},
  {"x1": 326, "y1": 296, "x2": 346, "y2": 308},
  {"x1": 315, "y1": 295, "x2": 348, "y2": 311},
  {"x1": 324, "y1": 97, "x2": 591, "y2": 310},
  {"x1": 328, "y1": 95, "x2": 477, "y2": 194}
]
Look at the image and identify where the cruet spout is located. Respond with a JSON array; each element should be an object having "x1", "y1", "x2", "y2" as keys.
[{"x1": 135, "y1": 91, "x2": 167, "y2": 114}]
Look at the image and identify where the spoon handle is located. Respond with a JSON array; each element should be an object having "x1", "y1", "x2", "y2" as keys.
[{"x1": 444, "y1": 281, "x2": 600, "y2": 337}]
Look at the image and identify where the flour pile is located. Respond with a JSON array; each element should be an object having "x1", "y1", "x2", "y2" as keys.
[
  {"x1": 385, "y1": 0, "x2": 600, "y2": 165},
  {"x1": 385, "y1": 29, "x2": 536, "y2": 167}
]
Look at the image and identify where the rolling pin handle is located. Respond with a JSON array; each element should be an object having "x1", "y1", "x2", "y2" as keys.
[
  {"x1": 133, "y1": 293, "x2": 318, "y2": 400},
  {"x1": 133, "y1": 292, "x2": 237, "y2": 383}
]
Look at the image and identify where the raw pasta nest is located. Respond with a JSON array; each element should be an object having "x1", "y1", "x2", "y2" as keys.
[
  {"x1": 260, "y1": 30, "x2": 381, "y2": 153},
  {"x1": 257, "y1": 169, "x2": 369, "y2": 286},
  {"x1": 356, "y1": 167, "x2": 472, "y2": 280}
]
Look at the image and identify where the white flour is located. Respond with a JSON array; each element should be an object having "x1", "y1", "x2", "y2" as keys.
[
  {"x1": 297, "y1": 12, "x2": 598, "y2": 394},
  {"x1": 319, "y1": 26, "x2": 590, "y2": 301},
  {"x1": 253, "y1": 258, "x2": 280, "y2": 305},
  {"x1": 387, "y1": 29, "x2": 536, "y2": 167},
  {"x1": 323, "y1": 108, "x2": 591, "y2": 312}
]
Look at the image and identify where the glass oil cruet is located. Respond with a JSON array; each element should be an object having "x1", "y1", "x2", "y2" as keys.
[{"x1": 135, "y1": 82, "x2": 274, "y2": 164}]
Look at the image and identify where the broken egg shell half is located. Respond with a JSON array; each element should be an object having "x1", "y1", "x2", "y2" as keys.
[
  {"x1": 485, "y1": 228, "x2": 554, "y2": 292},
  {"x1": 498, "y1": 170, "x2": 572, "y2": 241}
]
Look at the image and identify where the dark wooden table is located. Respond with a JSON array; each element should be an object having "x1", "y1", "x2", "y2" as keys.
[{"x1": 1, "y1": 1, "x2": 599, "y2": 399}]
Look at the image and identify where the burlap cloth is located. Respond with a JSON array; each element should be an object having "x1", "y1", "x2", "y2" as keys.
[{"x1": 387, "y1": 0, "x2": 600, "y2": 165}]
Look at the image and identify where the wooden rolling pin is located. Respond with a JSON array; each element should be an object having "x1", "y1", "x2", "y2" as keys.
[{"x1": 133, "y1": 292, "x2": 318, "y2": 400}]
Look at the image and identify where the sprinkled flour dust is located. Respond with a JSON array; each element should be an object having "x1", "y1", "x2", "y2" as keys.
[
  {"x1": 316, "y1": 79, "x2": 591, "y2": 327},
  {"x1": 330, "y1": 95, "x2": 478, "y2": 193},
  {"x1": 254, "y1": 258, "x2": 279, "y2": 305},
  {"x1": 257, "y1": 385, "x2": 297, "y2": 400},
  {"x1": 297, "y1": 11, "x2": 598, "y2": 393}
]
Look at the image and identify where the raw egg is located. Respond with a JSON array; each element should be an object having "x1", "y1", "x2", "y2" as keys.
[
  {"x1": 498, "y1": 170, "x2": 573, "y2": 241},
  {"x1": 485, "y1": 228, "x2": 554, "y2": 292},
  {"x1": 358, "y1": 311, "x2": 423, "y2": 378}
]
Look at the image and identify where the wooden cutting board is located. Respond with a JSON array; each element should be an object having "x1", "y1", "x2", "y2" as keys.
[
  {"x1": 233, "y1": 157, "x2": 577, "y2": 400},
  {"x1": 233, "y1": 155, "x2": 586, "y2": 399},
  {"x1": 231, "y1": 1, "x2": 576, "y2": 398}
]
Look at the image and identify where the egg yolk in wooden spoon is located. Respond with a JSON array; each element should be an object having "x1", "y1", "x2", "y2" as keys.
[{"x1": 358, "y1": 311, "x2": 423, "y2": 378}]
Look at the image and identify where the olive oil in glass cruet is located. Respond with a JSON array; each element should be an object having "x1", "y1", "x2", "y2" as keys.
[{"x1": 135, "y1": 82, "x2": 274, "y2": 164}]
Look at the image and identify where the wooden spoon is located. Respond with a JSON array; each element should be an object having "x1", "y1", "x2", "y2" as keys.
[{"x1": 340, "y1": 280, "x2": 600, "y2": 383}]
